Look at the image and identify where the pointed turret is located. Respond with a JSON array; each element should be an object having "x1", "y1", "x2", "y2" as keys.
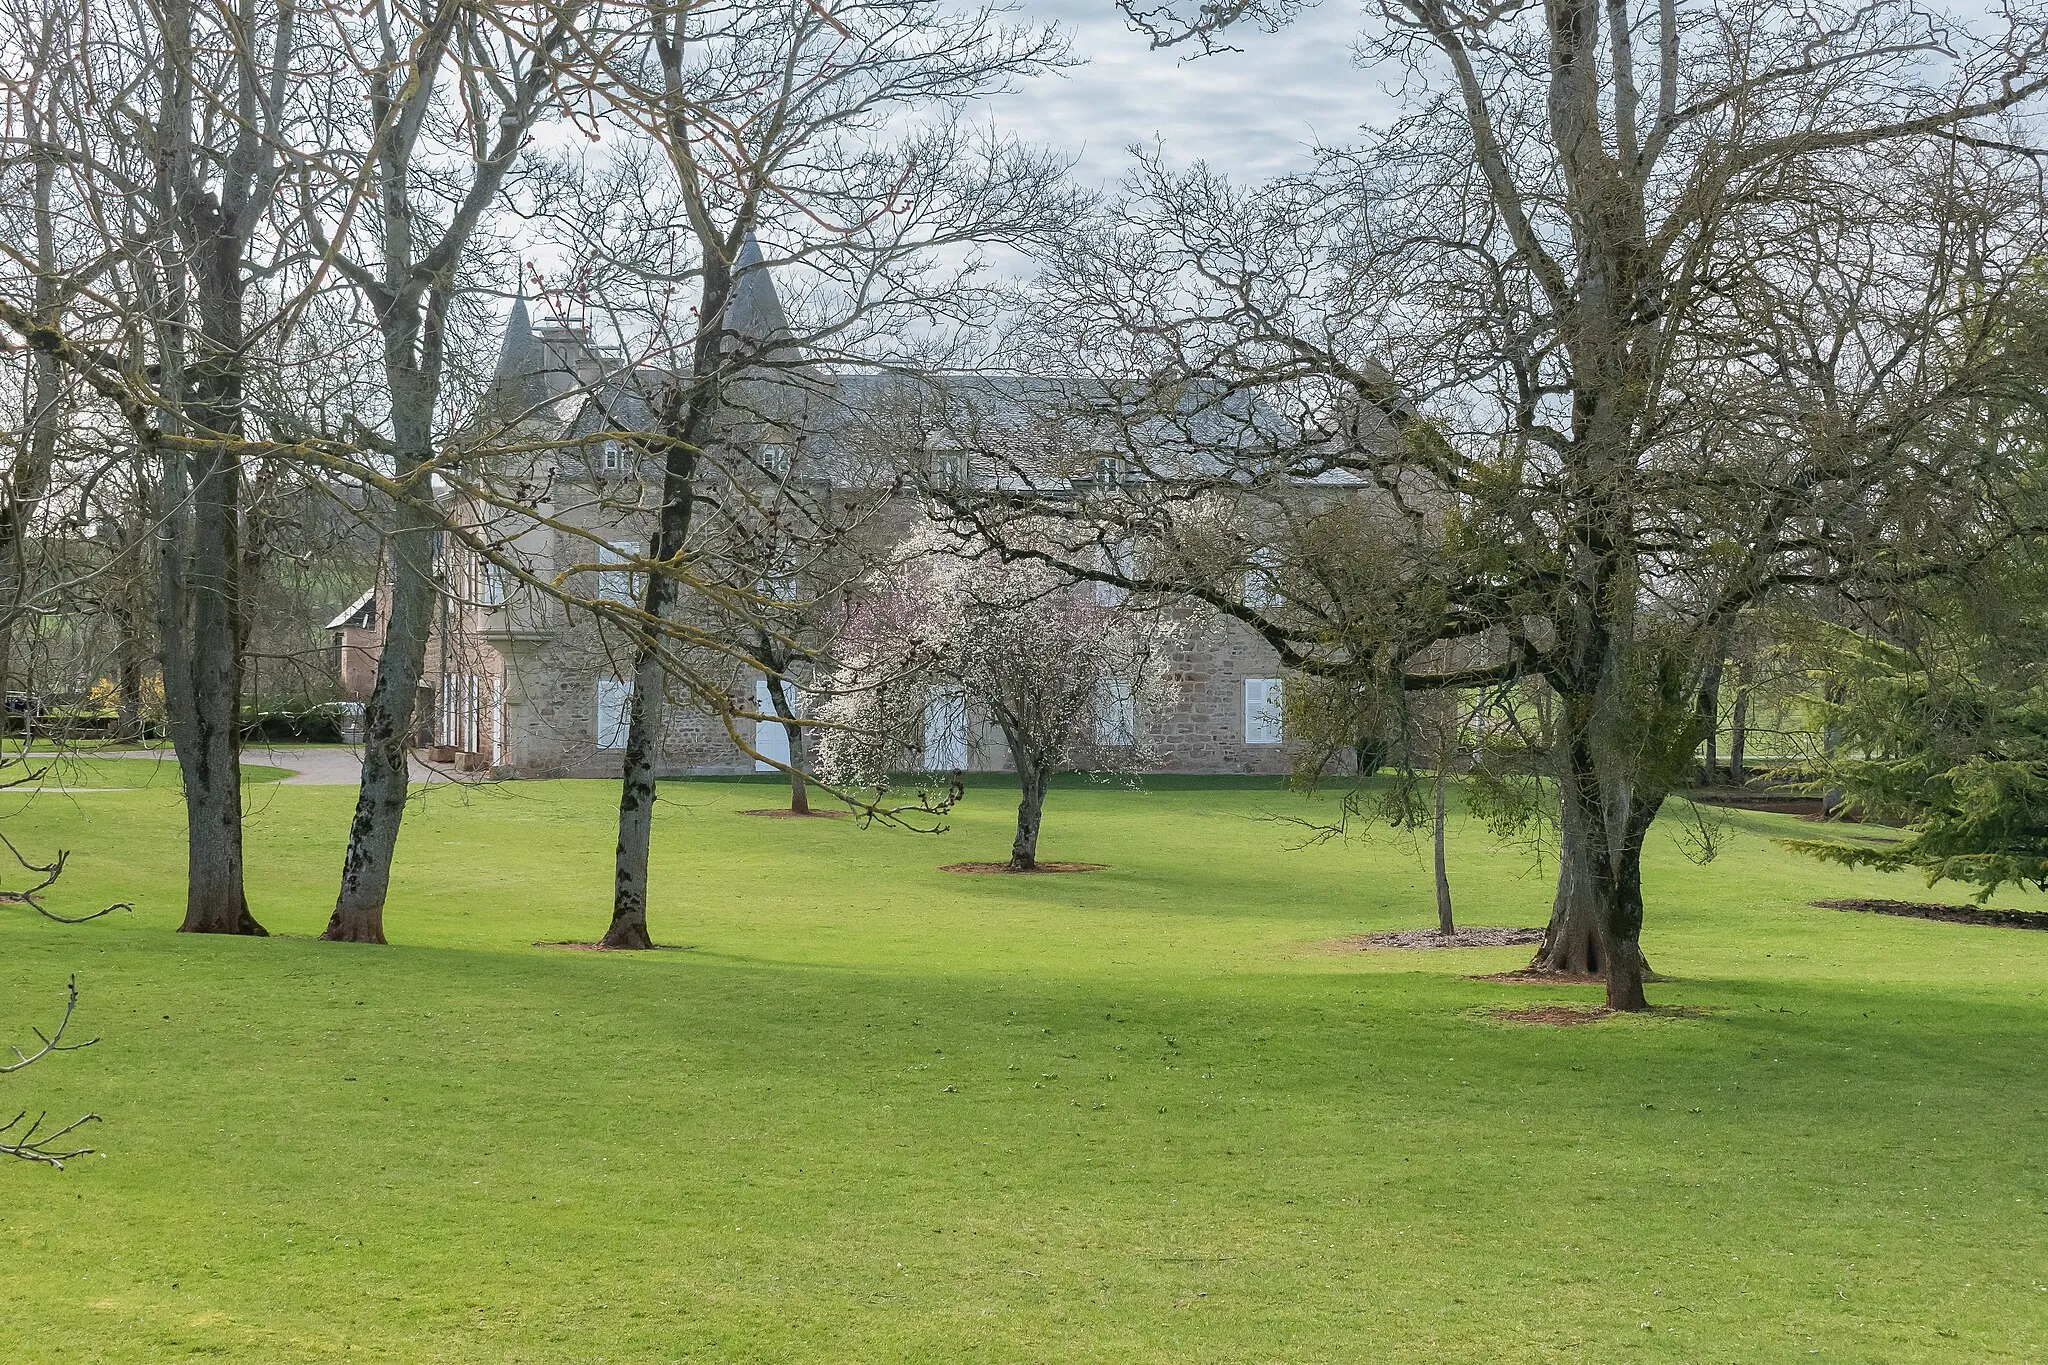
[
  {"x1": 725, "y1": 233, "x2": 791, "y2": 348},
  {"x1": 486, "y1": 288, "x2": 550, "y2": 412}
]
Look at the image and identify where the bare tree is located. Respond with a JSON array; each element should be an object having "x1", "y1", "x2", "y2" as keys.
[
  {"x1": 528, "y1": 0, "x2": 1073, "y2": 946},
  {"x1": 296, "y1": 0, "x2": 586, "y2": 944},
  {"x1": 944, "y1": 0, "x2": 2048, "y2": 1008}
]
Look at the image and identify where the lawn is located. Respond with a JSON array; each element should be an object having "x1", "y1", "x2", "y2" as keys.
[
  {"x1": 0, "y1": 752, "x2": 292, "y2": 794},
  {"x1": 3, "y1": 773, "x2": 2046, "y2": 1361}
]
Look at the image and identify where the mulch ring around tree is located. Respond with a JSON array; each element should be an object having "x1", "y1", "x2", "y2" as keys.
[
  {"x1": 1331, "y1": 926, "x2": 1545, "y2": 951},
  {"x1": 533, "y1": 941, "x2": 697, "y2": 952},
  {"x1": 1812, "y1": 898, "x2": 2048, "y2": 931},
  {"x1": 939, "y1": 861, "x2": 1108, "y2": 874},
  {"x1": 737, "y1": 808, "x2": 850, "y2": 819},
  {"x1": 1489, "y1": 1003, "x2": 1710, "y2": 1027}
]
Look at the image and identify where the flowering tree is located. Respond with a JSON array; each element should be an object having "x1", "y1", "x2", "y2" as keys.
[{"x1": 816, "y1": 529, "x2": 1177, "y2": 870}]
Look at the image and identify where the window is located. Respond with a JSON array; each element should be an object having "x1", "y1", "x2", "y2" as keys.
[
  {"x1": 1095, "y1": 679, "x2": 1136, "y2": 747},
  {"x1": 1093, "y1": 454, "x2": 1124, "y2": 484},
  {"x1": 597, "y1": 540, "x2": 639, "y2": 605},
  {"x1": 924, "y1": 687, "x2": 968, "y2": 770},
  {"x1": 927, "y1": 451, "x2": 967, "y2": 491},
  {"x1": 1244, "y1": 677, "x2": 1284, "y2": 745},
  {"x1": 599, "y1": 439, "x2": 624, "y2": 474},
  {"x1": 438, "y1": 673, "x2": 480, "y2": 751},
  {"x1": 477, "y1": 557, "x2": 506, "y2": 607},
  {"x1": 760, "y1": 443, "x2": 791, "y2": 479},
  {"x1": 1095, "y1": 538, "x2": 1135, "y2": 606},
  {"x1": 596, "y1": 677, "x2": 633, "y2": 750},
  {"x1": 753, "y1": 678, "x2": 804, "y2": 772},
  {"x1": 1244, "y1": 545, "x2": 1283, "y2": 611}
]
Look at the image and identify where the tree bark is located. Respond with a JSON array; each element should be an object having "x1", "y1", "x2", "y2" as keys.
[
  {"x1": 1530, "y1": 790, "x2": 1603, "y2": 974},
  {"x1": 1009, "y1": 754, "x2": 1048, "y2": 871},
  {"x1": 155, "y1": 13, "x2": 267, "y2": 936},
  {"x1": 604, "y1": 630, "x2": 668, "y2": 951},
  {"x1": 325, "y1": 462, "x2": 436, "y2": 944},
  {"x1": 606, "y1": 256, "x2": 719, "y2": 947},
  {"x1": 765, "y1": 673, "x2": 809, "y2": 814},
  {"x1": 1698, "y1": 659, "x2": 1723, "y2": 782},
  {"x1": 161, "y1": 432, "x2": 263, "y2": 937},
  {"x1": 1729, "y1": 686, "x2": 1750, "y2": 785},
  {"x1": 1432, "y1": 769, "x2": 1454, "y2": 935}
]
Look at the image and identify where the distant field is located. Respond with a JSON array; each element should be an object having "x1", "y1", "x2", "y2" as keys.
[{"x1": 2, "y1": 774, "x2": 2044, "y2": 1361}]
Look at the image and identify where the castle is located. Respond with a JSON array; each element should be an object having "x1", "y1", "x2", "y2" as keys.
[{"x1": 331, "y1": 244, "x2": 1369, "y2": 780}]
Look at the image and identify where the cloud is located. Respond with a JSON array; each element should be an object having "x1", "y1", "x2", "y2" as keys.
[{"x1": 986, "y1": 0, "x2": 1393, "y2": 187}]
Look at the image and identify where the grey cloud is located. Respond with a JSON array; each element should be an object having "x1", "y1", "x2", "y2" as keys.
[{"x1": 987, "y1": 0, "x2": 1393, "y2": 187}]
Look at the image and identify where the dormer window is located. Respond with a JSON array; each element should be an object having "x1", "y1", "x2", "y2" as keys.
[
  {"x1": 599, "y1": 439, "x2": 624, "y2": 475},
  {"x1": 761, "y1": 443, "x2": 792, "y2": 479},
  {"x1": 1093, "y1": 454, "x2": 1124, "y2": 484},
  {"x1": 928, "y1": 452, "x2": 968, "y2": 491}
]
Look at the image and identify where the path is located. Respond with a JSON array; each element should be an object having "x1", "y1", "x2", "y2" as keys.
[{"x1": 87, "y1": 746, "x2": 481, "y2": 786}]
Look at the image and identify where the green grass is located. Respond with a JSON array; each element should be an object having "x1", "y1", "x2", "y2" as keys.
[
  {"x1": 3, "y1": 775, "x2": 2046, "y2": 1361},
  {"x1": 2, "y1": 753, "x2": 291, "y2": 792}
]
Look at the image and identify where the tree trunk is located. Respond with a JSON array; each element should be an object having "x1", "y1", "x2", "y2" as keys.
[
  {"x1": 1819, "y1": 677, "x2": 1845, "y2": 818},
  {"x1": 604, "y1": 631, "x2": 667, "y2": 951},
  {"x1": 1597, "y1": 826, "x2": 1652, "y2": 1012},
  {"x1": 607, "y1": 301, "x2": 715, "y2": 946},
  {"x1": 766, "y1": 674, "x2": 808, "y2": 814},
  {"x1": 1432, "y1": 770, "x2": 1454, "y2": 935},
  {"x1": 1530, "y1": 792, "x2": 1604, "y2": 975},
  {"x1": 1009, "y1": 752, "x2": 1048, "y2": 871},
  {"x1": 1561, "y1": 742, "x2": 1660, "y2": 1012},
  {"x1": 159, "y1": 164, "x2": 263, "y2": 936},
  {"x1": 162, "y1": 439, "x2": 264, "y2": 937},
  {"x1": 1698, "y1": 664, "x2": 1722, "y2": 783},
  {"x1": 114, "y1": 645, "x2": 145, "y2": 741},
  {"x1": 1528, "y1": 774, "x2": 1655, "y2": 984},
  {"x1": 325, "y1": 468, "x2": 437, "y2": 944},
  {"x1": 1729, "y1": 687, "x2": 1750, "y2": 785}
]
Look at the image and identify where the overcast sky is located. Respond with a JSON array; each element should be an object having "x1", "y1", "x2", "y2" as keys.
[{"x1": 985, "y1": 0, "x2": 1393, "y2": 188}]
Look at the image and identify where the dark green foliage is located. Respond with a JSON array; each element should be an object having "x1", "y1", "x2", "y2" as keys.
[{"x1": 1787, "y1": 629, "x2": 2048, "y2": 900}]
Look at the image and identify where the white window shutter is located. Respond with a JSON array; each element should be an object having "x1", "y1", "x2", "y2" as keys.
[
  {"x1": 596, "y1": 678, "x2": 633, "y2": 749},
  {"x1": 754, "y1": 679, "x2": 798, "y2": 771},
  {"x1": 924, "y1": 687, "x2": 968, "y2": 769},
  {"x1": 598, "y1": 541, "x2": 639, "y2": 605},
  {"x1": 1244, "y1": 677, "x2": 1284, "y2": 745},
  {"x1": 1095, "y1": 679, "x2": 1137, "y2": 746}
]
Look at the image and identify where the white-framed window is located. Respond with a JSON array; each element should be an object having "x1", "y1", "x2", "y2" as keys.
[
  {"x1": 599, "y1": 439, "x2": 624, "y2": 474},
  {"x1": 477, "y1": 556, "x2": 506, "y2": 606},
  {"x1": 928, "y1": 451, "x2": 967, "y2": 490},
  {"x1": 596, "y1": 677, "x2": 633, "y2": 750},
  {"x1": 1095, "y1": 538, "x2": 1135, "y2": 606},
  {"x1": 1093, "y1": 454, "x2": 1124, "y2": 484},
  {"x1": 1095, "y1": 678, "x2": 1137, "y2": 747},
  {"x1": 924, "y1": 686, "x2": 968, "y2": 770},
  {"x1": 1244, "y1": 545, "x2": 1283, "y2": 611},
  {"x1": 760, "y1": 443, "x2": 791, "y2": 479},
  {"x1": 597, "y1": 540, "x2": 639, "y2": 605},
  {"x1": 490, "y1": 674, "x2": 505, "y2": 763},
  {"x1": 1244, "y1": 676, "x2": 1284, "y2": 745}
]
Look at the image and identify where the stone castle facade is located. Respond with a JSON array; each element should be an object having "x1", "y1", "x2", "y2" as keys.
[{"x1": 333, "y1": 250, "x2": 1360, "y2": 781}]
